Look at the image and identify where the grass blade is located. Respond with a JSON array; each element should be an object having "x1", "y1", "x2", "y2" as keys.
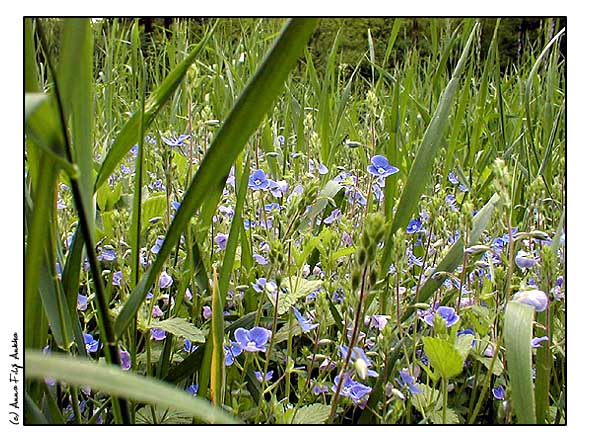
[{"x1": 26, "y1": 351, "x2": 240, "y2": 424}]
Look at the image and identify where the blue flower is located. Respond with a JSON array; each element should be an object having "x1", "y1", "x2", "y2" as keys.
[
  {"x1": 253, "y1": 253, "x2": 268, "y2": 265},
  {"x1": 112, "y1": 270, "x2": 122, "y2": 286},
  {"x1": 423, "y1": 306, "x2": 460, "y2": 328},
  {"x1": 119, "y1": 348, "x2": 131, "y2": 371},
  {"x1": 515, "y1": 250, "x2": 538, "y2": 269},
  {"x1": 161, "y1": 134, "x2": 190, "y2": 147},
  {"x1": 254, "y1": 370, "x2": 273, "y2": 383},
  {"x1": 531, "y1": 336, "x2": 549, "y2": 348},
  {"x1": 323, "y1": 208, "x2": 341, "y2": 225},
  {"x1": 77, "y1": 294, "x2": 88, "y2": 311},
  {"x1": 214, "y1": 233, "x2": 228, "y2": 251},
  {"x1": 234, "y1": 326, "x2": 271, "y2": 353},
  {"x1": 151, "y1": 236, "x2": 165, "y2": 254},
  {"x1": 252, "y1": 277, "x2": 268, "y2": 293},
  {"x1": 513, "y1": 289, "x2": 548, "y2": 312},
  {"x1": 367, "y1": 155, "x2": 399, "y2": 178},
  {"x1": 397, "y1": 369, "x2": 422, "y2": 395},
  {"x1": 492, "y1": 385, "x2": 505, "y2": 400},
  {"x1": 248, "y1": 169, "x2": 270, "y2": 190},
  {"x1": 184, "y1": 338, "x2": 198, "y2": 353},
  {"x1": 448, "y1": 172, "x2": 459, "y2": 185},
  {"x1": 224, "y1": 341, "x2": 243, "y2": 366},
  {"x1": 293, "y1": 307, "x2": 319, "y2": 332},
  {"x1": 150, "y1": 328, "x2": 166, "y2": 341},
  {"x1": 83, "y1": 333, "x2": 100, "y2": 354},
  {"x1": 186, "y1": 384, "x2": 199, "y2": 395},
  {"x1": 446, "y1": 194, "x2": 459, "y2": 212},
  {"x1": 98, "y1": 246, "x2": 117, "y2": 262},
  {"x1": 338, "y1": 345, "x2": 379, "y2": 378},
  {"x1": 159, "y1": 271, "x2": 173, "y2": 289},
  {"x1": 332, "y1": 373, "x2": 372, "y2": 405},
  {"x1": 406, "y1": 217, "x2": 422, "y2": 234}
]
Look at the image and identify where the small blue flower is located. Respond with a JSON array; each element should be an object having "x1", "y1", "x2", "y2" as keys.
[
  {"x1": 214, "y1": 233, "x2": 228, "y2": 251},
  {"x1": 159, "y1": 271, "x2": 173, "y2": 289},
  {"x1": 224, "y1": 341, "x2": 243, "y2": 366},
  {"x1": 234, "y1": 326, "x2": 271, "y2": 353},
  {"x1": 448, "y1": 172, "x2": 459, "y2": 185},
  {"x1": 83, "y1": 333, "x2": 100, "y2": 354},
  {"x1": 367, "y1": 155, "x2": 399, "y2": 178},
  {"x1": 252, "y1": 277, "x2": 268, "y2": 293},
  {"x1": 184, "y1": 338, "x2": 198, "y2": 353},
  {"x1": 397, "y1": 369, "x2": 422, "y2": 395},
  {"x1": 248, "y1": 169, "x2": 270, "y2": 191},
  {"x1": 150, "y1": 328, "x2": 166, "y2": 341},
  {"x1": 332, "y1": 373, "x2": 372, "y2": 405},
  {"x1": 253, "y1": 253, "x2": 268, "y2": 265},
  {"x1": 254, "y1": 370, "x2": 273, "y2": 383},
  {"x1": 98, "y1": 246, "x2": 117, "y2": 262},
  {"x1": 492, "y1": 385, "x2": 505, "y2": 400},
  {"x1": 446, "y1": 194, "x2": 459, "y2": 212},
  {"x1": 406, "y1": 218, "x2": 422, "y2": 234},
  {"x1": 531, "y1": 336, "x2": 549, "y2": 348},
  {"x1": 186, "y1": 384, "x2": 199, "y2": 395},
  {"x1": 112, "y1": 271, "x2": 122, "y2": 286},
  {"x1": 423, "y1": 306, "x2": 460, "y2": 328},
  {"x1": 293, "y1": 307, "x2": 319, "y2": 333},
  {"x1": 119, "y1": 348, "x2": 131, "y2": 371},
  {"x1": 515, "y1": 250, "x2": 538, "y2": 269},
  {"x1": 513, "y1": 289, "x2": 549, "y2": 312},
  {"x1": 77, "y1": 294, "x2": 88, "y2": 311},
  {"x1": 323, "y1": 208, "x2": 341, "y2": 225},
  {"x1": 161, "y1": 134, "x2": 190, "y2": 147},
  {"x1": 151, "y1": 236, "x2": 165, "y2": 254}
]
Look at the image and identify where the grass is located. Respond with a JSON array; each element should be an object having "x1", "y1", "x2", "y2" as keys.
[{"x1": 24, "y1": 17, "x2": 565, "y2": 425}]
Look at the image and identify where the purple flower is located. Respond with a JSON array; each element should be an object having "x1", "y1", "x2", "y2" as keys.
[
  {"x1": 367, "y1": 314, "x2": 389, "y2": 331},
  {"x1": 151, "y1": 236, "x2": 165, "y2": 254},
  {"x1": 149, "y1": 178, "x2": 165, "y2": 192},
  {"x1": 252, "y1": 277, "x2": 268, "y2": 293},
  {"x1": 338, "y1": 345, "x2": 379, "y2": 378},
  {"x1": 202, "y1": 305, "x2": 212, "y2": 320},
  {"x1": 367, "y1": 155, "x2": 399, "y2": 178},
  {"x1": 492, "y1": 385, "x2": 505, "y2": 400},
  {"x1": 515, "y1": 250, "x2": 538, "y2": 269},
  {"x1": 332, "y1": 373, "x2": 372, "y2": 405},
  {"x1": 423, "y1": 306, "x2": 460, "y2": 328},
  {"x1": 161, "y1": 134, "x2": 190, "y2": 147},
  {"x1": 406, "y1": 218, "x2": 422, "y2": 234},
  {"x1": 83, "y1": 333, "x2": 100, "y2": 354},
  {"x1": 268, "y1": 179, "x2": 288, "y2": 198},
  {"x1": 254, "y1": 370, "x2": 273, "y2": 383},
  {"x1": 186, "y1": 384, "x2": 199, "y2": 395},
  {"x1": 119, "y1": 349, "x2": 131, "y2": 371},
  {"x1": 152, "y1": 305, "x2": 164, "y2": 318},
  {"x1": 323, "y1": 208, "x2": 341, "y2": 225},
  {"x1": 171, "y1": 200, "x2": 181, "y2": 211},
  {"x1": 112, "y1": 271, "x2": 122, "y2": 286},
  {"x1": 150, "y1": 328, "x2": 166, "y2": 341},
  {"x1": 448, "y1": 172, "x2": 459, "y2": 185},
  {"x1": 446, "y1": 194, "x2": 459, "y2": 212},
  {"x1": 253, "y1": 253, "x2": 268, "y2": 265},
  {"x1": 513, "y1": 289, "x2": 549, "y2": 312},
  {"x1": 159, "y1": 271, "x2": 173, "y2": 289},
  {"x1": 397, "y1": 369, "x2": 422, "y2": 395},
  {"x1": 130, "y1": 144, "x2": 139, "y2": 156},
  {"x1": 98, "y1": 246, "x2": 117, "y2": 262},
  {"x1": 214, "y1": 233, "x2": 228, "y2": 251},
  {"x1": 293, "y1": 307, "x2": 319, "y2": 332},
  {"x1": 312, "y1": 384, "x2": 329, "y2": 395},
  {"x1": 120, "y1": 164, "x2": 131, "y2": 175},
  {"x1": 234, "y1": 326, "x2": 271, "y2": 353},
  {"x1": 224, "y1": 341, "x2": 243, "y2": 366},
  {"x1": 248, "y1": 169, "x2": 270, "y2": 191},
  {"x1": 77, "y1": 294, "x2": 88, "y2": 311},
  {"x1": 531, "y1": 336, "x2": 549, "y2": 348},
  {"x1": 184, "y1": 338, "x2": 198, "y2": 353}
]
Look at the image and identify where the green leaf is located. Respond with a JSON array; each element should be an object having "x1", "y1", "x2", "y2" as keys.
[
  {"x1": 135, "y1": 405, "x2": 193, "y2": 424},
  {"x1": 471, "y1": 353, "x2": 503, "y2": 376},
  {"x1": 410, "y1": 383, "x2": 442, "y2": 411},
  {"x1": 26, "y1": 351, "x2": 239, "y2": 424},
  {"x1": 270, "y1": 277, "x2": 323, "y2": 316},
  {"x1": 140, "y1": 193, "x2": 167, "y2": 230},
  {"x1": 454, "y1": 334, "x2": 474, "y2": 361},
  {"x1": 150, "y1": 317, "x2": 206, "y2": 343},
  {"x1": 297, "y1": 180, "x2": 343, "y2": 232},
  {"x1": 505, "y1": 301, "x2": 536, "y2": 424},
  {"x1": 422, "y1": 336, "x2": 465, "y2": 379},
  {"x1": 292, "y1": 403, "x2": 332, "y2": 424},
  {"x1": 114, "y1": 18, "x2": 318, "y2": 340},
  {"x1": 381, "y1": 23, "x2": 478, "y2": 276}
]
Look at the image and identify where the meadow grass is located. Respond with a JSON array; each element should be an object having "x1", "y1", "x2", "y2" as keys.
[{"x1": 24, "y1": 17, "x2": 565, "y2": 425}]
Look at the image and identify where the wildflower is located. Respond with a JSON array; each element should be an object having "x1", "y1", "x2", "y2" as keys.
[
  {"x1": 492, "y1": 385, "x2": 505, "y2": 400},
  {"x1": 268, "y1": 179, "x2": 288, "y2": 197},
  {"x1": 254, "y1": 370, "x2": 273, "y2": 383},
  {"x1": 445, "y1": 194, "x2": 459, "y2": 212},
  {"x1": 367, "y1": 314, "x2": 389, "y2": 331},
  {"x1": 277, "y1": 135, "x2": 285, "y2": 146},
  {"x1": 202, "y1": 305, "x2": 212, "y2": 320},
  {"x1": 98, "y1": 246, "x2": 117, "y2": 262},
  {"x1": 293, "y1": 307, "x2": 319, "y2": 332},
  {"x1": 248, "y1": 169, "x2": 270, "y2": 190},
  {"x1": 152, "y1": 305, "x2": 164, "y2": 318},
  {"x1": 448, "y1": 172, "x2": 459, "y2": 185},
  {"x1": 512, "y1": 289, "x2": 549, "y2": 312},
  {"x1": 120, "y1": 164, "x2": 131, "y2": 175},
  {"x1": 396, "y1": 369, "x2": 422, "y2": 395},
  {"x1": 423, "y1": 306, "x2": 460, "y2": 328},
  {"x1": 119, "y1": 349, "x2": 131, "y2": 371},
  {"x1": 312, "y1": 384, "x2": 329, "y2": 395},
  {"x1": 186, "y1": 384, "x2": 199, "y2": 395},
  {"x1": 159, "y1": 271, "x2": 173, "y2": 289},
  {"x1": 150, "y1": 328, "x2": 166, "y2": 341},
  {"x1": 406, "y1": 218, "x2": 422, "y2": 234},
  {"x1": 323, "y1": 208, "x2": 341, "y2": 225},
  {"x1": 253, "y1": 253, "x2": 268, "y2": 265},
  {"x1": 57, "y1": 198, "x2": 66, "y2": 209},
  {"x1": 234, "y1": 326, "x2": 272, "y2": 353},
  {"x1": 338, "y1": 345, "x2": 379, "y2": 378},
  {"x1": 130, "y1": 144, "x2": 139, "y2": 157},
  {"x1": 77, "y1": 294, "x2": 88, "y2": 311},
  {"x1": 184, "y1": 338, "x2": 198, "y2": 353},
  {"x1": 83, "y1": 333, "x2": 100, "y2": 354},
  {"x1": 224, "y1": 341, "x2": 243, "y2": 366},
  {"x1": 367, "y1": 155, "x2": 399, "y2": 178},
  {"x1": 112, "y1": 271, "x2": 122, "y2": 286},
  {"x1": 531, "y1": 336, "x2": 549, "y2": 348},
  {"x1": 515, "y1": 250, "x2": 538, "y2": 269},
  {"x1": 171, "y1": 200, "x2": 181, "y2": 212},
  {"x1": 332, "y1": 372, "x2": 372, "y2": 405},
  {"x1": 161, "y1": 134, "x2": 190, "y2": 147},
  {"x1": 252, "y1": 277, "x2": 269, "y2": 293},
  {"x1": 149, "y1": 178, "x2": 165, "y2": 192},
  {"x1": 214, "y1": 233, "x2": 228, "y2": 251}
]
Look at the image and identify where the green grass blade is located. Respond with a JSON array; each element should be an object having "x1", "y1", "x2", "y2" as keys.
[
  {"x1": 26, "y1": 351, "x2": 240, "y2": 424},
  {"x1": 114, "y1": 18, "x2": 318, "y2": 339},
  {"x1": 94, "y1": 20, "x2": 218, "y2": 190},
  {"x1": 504, "y1": 301, "x2": 536, "y2": 424},
  {"x1": 380, "y1": 23, "x2": 478, "y2": 276}
]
